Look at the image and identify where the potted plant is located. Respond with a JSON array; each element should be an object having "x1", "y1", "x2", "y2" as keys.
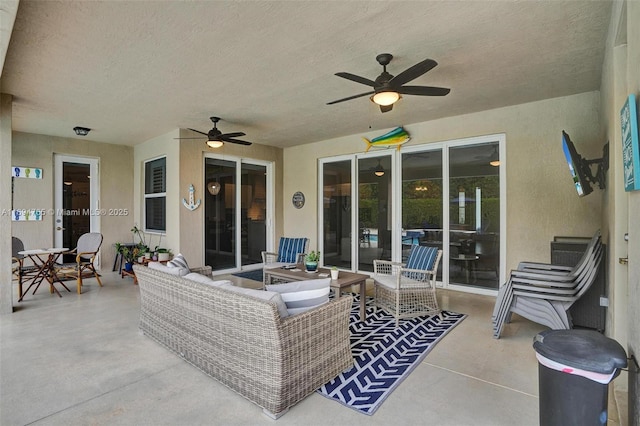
[
  {"x1": 115, "y1": 243, "x2": 141, "y2": 272},
  {"x1": 304, "y1": 251, "x2": 320, "y2": 272},
  {"x1": 156, "y1": 248, "x2": 172, "y2": 262},
  {"x1": 330, "y1": 266, "x2": 339, "y2": 280}
]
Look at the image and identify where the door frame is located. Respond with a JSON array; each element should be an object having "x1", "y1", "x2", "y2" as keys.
[{"x1": 53, "y1": 154, "x2": 101, "y2": 265}]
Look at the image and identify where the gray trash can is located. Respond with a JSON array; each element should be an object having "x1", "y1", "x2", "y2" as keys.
[{"x1": 533, "y1": 329, "x2": 627, "y2": 426}]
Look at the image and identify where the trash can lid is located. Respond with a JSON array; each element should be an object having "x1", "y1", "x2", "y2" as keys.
[{"x1": 533, "y1": 329, "x2": 627, "y2": 374}]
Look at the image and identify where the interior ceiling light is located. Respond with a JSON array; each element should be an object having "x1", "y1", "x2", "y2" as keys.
[
  {"x1": 374, "y1": 160, "x2": 385, "y2": 177},
  {"x1": 489, "y1": 146, "x2": 500, "y2": 167},
  {"x1": 371, "y1": 91, "x2": 400, "y2": 106},
  {"x1": 73, "y1": 126, "x2": 91, "y2": 136},
  {"x1": 207, "y1": 139, "x2": 224, "y2": 148},
  {"x1": 207, "y1": 181, "x2": 221, "y2": 195}
]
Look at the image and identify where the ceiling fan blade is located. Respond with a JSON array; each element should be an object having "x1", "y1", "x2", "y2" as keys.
[
  {"x1": 389, "y1": 58, "x2": 438, "y2": 87},
  {"x1": 327, "y1": 91, "x2": 375, "y2": 105},
  {"x1": 335, "y1": 72, "x2": 377, "y2": 87},
  {"x1": 380, "y1": 104, "x2": 393, "y2": 113},
  {"x1": 220, "y1": 132, "x2": 246, "y2": 138},
  {"x1": 397, "y1": 85, "x2": 450, "y2": 96},
  {"x1": 187, "y1": 128, "x2": 208, "y2": 136},
  {"x1": 222, "y1": 138, "x2": 252, "y2": 146},
  {"x1": 174, "y1": 137, "x2": 206, "y2": 140}
]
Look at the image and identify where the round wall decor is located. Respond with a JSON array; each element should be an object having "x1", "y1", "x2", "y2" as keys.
[{"x1": 292, "y1": 191, "x2": 305, "y2": 209}]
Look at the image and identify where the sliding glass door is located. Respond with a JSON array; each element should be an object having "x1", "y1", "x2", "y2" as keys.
[
  {"x1": 319, "y1": 134, "x2": 504, "y2": 292},
  {"x1": 204, "y1": 156, "x2": 270, "y2": 273}
]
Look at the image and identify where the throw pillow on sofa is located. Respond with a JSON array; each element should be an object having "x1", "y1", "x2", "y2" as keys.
[
  {"x1": 168, "y1": 253, "x2": 189, "y2": 270},
  {"x1": 148, "y1": 261, "x2": 189, "y2": 276},
  {"x1": 266, "y1": 278, "x2": 330, "y2": 316}
]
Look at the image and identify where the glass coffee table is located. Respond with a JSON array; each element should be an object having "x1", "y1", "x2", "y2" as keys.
[{"x1": 264, "y1": 266, "x2": 370, "y2": 322}]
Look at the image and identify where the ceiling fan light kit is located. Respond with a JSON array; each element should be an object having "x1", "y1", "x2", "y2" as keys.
[
  {"x1": 328, "y1": 53, "x2": 449, "y2": 113},
  {"x1": 175, "y1": 116, "x2": 252, "y2": 147},
  {"x1": 207, "y1": 140, "x2": 224, "y2": 149},
  {"x1": 371, "y1": 91, "x2": 400, "y2": 106}
]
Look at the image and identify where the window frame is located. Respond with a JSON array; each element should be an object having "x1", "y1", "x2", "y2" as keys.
[{"x1": 143, "y1": 156, "x2": 167, "y2": 233}]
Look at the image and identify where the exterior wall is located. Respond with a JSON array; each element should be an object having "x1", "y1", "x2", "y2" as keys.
[
  {"x1": 132, "y1": 130, "x2": 180, "y2": 256},
  {"x1": 1, "y1": 93, "x2": 13, "y2": 313},
  {"x1": 177, "y1": 133, "x2": 284, "y2": 267},
  {"x1": 11, "y1": 131, "x2": 133, "y2": 272},
  {"x1": 283, "y1": 91, "x2": 603, "y2": 272}
]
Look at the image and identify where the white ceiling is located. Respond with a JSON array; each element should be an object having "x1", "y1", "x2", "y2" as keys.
[{"x1": 1, "y1": 0, "x2": 612, "y2": 148}]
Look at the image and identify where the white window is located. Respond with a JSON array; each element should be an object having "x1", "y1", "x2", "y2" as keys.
[{"x1": 144, "y1": 157, "x2": 166, "y2": 232}]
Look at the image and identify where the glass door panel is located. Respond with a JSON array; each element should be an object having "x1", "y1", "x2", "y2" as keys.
[
  {"x1": 322, "y1": 160, "x2": 352, "y2": 269},
  {"x1": 448, "y1": 143, "x2": 500, "y2": 289},
  {"x1": 204, "y1": 158, "x2": 236, "y2": 270},
  {"x1": 358, "y1": 156, "x2": 392, "y2": 272},
  {"x1": 402, "y1": 149, "x2": 443, "y2": 281},
  {"x1": 241, "y1": 163, "x2": 266, "y2": 266}
]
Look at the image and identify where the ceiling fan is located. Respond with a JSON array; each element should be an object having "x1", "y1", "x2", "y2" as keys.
[
  {"x1": 327, "y1": 53, "x2": 450, "y2": 113},
  {"x1": 176, "y1": 116, "x2": 252, "y2": 148}
]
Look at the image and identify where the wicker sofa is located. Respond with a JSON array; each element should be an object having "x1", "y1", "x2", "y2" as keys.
[{"x1": 134, "y1": 265, "x2": 353, "y2": 419}]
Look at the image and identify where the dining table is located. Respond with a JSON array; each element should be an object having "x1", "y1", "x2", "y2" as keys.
[{"x1": 17, "y1": 248, "x2": 70, "y2": 301}]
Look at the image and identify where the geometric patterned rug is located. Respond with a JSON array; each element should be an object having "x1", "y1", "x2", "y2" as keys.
[{"x1": 317, "y1": 296, "x2": 466, "y2": 415}]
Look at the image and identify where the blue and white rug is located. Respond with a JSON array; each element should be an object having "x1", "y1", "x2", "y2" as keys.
[{"x1": 318, "y1": 296, "x2": 466, "y2": 415}]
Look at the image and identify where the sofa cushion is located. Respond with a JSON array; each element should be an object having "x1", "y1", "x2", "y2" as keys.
[
  {"x1": 266, "y1": 278, "x2": 330, "y2": 316},
  {"x1": 183, "y1": 272, "x2": 231, "y2": 287},
  {"x1": 168, "y1": 253, "x2": 189, "y2": 270},
  {"x1": 148, "y1": 261, "x2": 188, "y2": 276},
  {"x1": 220, "y1": 284, "x2": 289, "y2": 318}
]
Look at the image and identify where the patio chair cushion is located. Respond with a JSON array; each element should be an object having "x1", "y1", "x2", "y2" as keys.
[
  {"x1": 266, "y1": 278, "x2": 330, "y2": 316},
  {"x1": 276, "y1": 238, "x2": 307, "y2": 263},
  {"x1": 405, "y1": 245, "x2": 439, "y2": 271},
  {"x1": 168, "y1": 253, "x2": 190, "y2": 270}
]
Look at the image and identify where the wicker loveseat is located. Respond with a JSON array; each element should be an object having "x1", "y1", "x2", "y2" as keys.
[{"x1": 134, "y1": 265, "x2": 353, "y2": 419}]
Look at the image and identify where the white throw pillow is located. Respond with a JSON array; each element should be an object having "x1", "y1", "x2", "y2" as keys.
[
  {"x1": 168, "y1": 253, "x2": 189, "y2": 270},
  {"x1": 266, "y1": 278, "x2": 330, "y2": 316},
  {"x1": 147, "y1": 261, "x2": 188, "y2": 276}
]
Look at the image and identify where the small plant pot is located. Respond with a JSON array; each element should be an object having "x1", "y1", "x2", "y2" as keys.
[
  {"x1": 158, "y1": 253, "x2": 171, "y2": 262},
  {"x1": 124, "y1": 262, "x2": 134, "y2": 272},
  {"x1": 305, "y1": 261, "x2": 318, "y2": 272},
  {"x1": 144, "y1": 253, "x2": 151, "y2": 259},
  {"x1": 138, "y1": 256, "x2": 145, "y2": 263},
  {"x1": 331, "y1": 269, "x2": 339, "y2": 280}
]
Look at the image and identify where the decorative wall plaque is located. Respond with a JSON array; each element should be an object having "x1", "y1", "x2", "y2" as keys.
[{"x1": 292, "y1": 191, "x2": 305, "y2": 209}]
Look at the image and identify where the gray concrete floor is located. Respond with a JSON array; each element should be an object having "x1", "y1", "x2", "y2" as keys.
[{"x1": 0, "y1": 271, "x2": 582, "y2": 425}]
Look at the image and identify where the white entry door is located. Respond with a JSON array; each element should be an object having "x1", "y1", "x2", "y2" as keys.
[{"x1": 54, "y1": 155, "x2": 100, "y2": 265}]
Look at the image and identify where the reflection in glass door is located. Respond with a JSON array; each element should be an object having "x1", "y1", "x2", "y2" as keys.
[
  {"x1": 205, "y1": 158, "x2": 268, "y2": 272},
  {"x1": 322, "y1": 160, "x2": 352, "y2": 269},
  {"x1": 401, "y1": 149, "x2": 443, "y2": 281},
  {"x1": 448, "y1": 143, "x2": 500, "y2": 289},
  {"x1": 358, "y1": 155, "x2": 392, "y2": 272}
]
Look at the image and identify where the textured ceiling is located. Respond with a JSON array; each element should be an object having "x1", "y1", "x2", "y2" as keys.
[{"x1": 1, "y1": 0, "x2": 612, "y2": 148}]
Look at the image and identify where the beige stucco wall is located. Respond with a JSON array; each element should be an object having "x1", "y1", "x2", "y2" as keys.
[
  {"x1": 177, "y1": 132, "x2": 283, "y2": 267},
  {"x1": 283, "y1": 91, "x2": 603, "y2": 274},
  {"x1": 132, "y1": 130, "x2": 180, "y2": 255},
  {"x1": 11, "y1": 131, "x2": 133, "y2": 271}
]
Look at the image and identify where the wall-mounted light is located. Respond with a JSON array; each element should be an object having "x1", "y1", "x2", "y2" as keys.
[
  {"x1": 489, "y1": 146, "x2": 500, "y2": 167},
  {"x1": 73, "y1": 126, "x2": 91, "y2": 136},
  {"x1": 207, "y1": 181, "x2": 221, "y2": 195},
  {"x1": 374, "y1": 160, "x2": 385, "y2": 177}
]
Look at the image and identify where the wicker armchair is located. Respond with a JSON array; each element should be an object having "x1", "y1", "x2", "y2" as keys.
[
  {"x1": 373, "y1": 246, "x2": 443, "y2": 327},
  {"x1": 261, "y1": 237, "x2": 309, "y2": 285},
  {"x1": 56, "y1": 232, "x2": 103, "y2": 294}
]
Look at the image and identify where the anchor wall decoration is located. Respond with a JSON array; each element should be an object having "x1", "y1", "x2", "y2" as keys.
[{"x1": 182, "y1": 184, "x2": 201, "y2": 211}]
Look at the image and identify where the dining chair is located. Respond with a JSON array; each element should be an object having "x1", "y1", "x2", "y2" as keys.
[
  {"x1": 57, "y1": 232, "x2": 104, "y2": 294},
  {"x1": 373, "y1": 245, "x2": 443, "y2": 327},
  {"x1": 11, "y1": 237, "x2": 39, "y2": 300}
]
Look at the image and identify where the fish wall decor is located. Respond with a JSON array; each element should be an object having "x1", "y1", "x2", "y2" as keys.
[{"x1": 362, "y1": 127, "x2": 411, "y2": 152}]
